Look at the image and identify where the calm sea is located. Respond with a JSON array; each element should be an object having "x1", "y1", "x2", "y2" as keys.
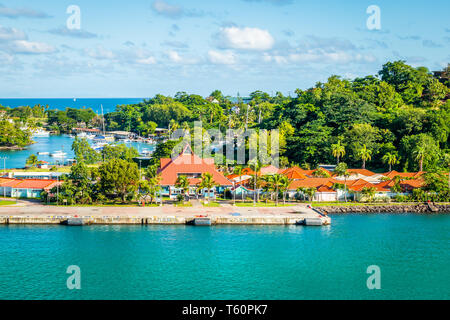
[
  {"x1": 0, "y1": 214, "x2": 448, "y2": 300},
  {"x1": 0, "y1": 135, "x2": 154, "y2": 169},
  {"x1": 0, "y1": 98, "x2": 146, "y2": 113}
]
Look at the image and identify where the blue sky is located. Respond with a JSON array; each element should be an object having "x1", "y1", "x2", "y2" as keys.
[{"x1": 0, "y1": 0, "x2": 449, "y2": 98}]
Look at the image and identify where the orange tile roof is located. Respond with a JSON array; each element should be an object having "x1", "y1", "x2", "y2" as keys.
[
  {"x1": 0, "y1": 178, "x2": 59, "y2": 189},
  {"x1": 282, "y1": 167, "x2": 308, "y2": 180},
  {"x1": 288, "y1": 178, "x2": 339, "y2": 190},
  {"x1": 260, "y1": 165, "x2": 281, "y2": 175},
  {"x1": 346, "y1": 169, "x2": 377, "y2": 176},
  {"x1": 383, "y1": 171, "x2": 425, "y2": 179},
  {"x1": 158, "y1": 145, "x2": 232, "y2": 186},
  {"x1": 13, "y1": 179, "x2": 59, "y2": 189}
]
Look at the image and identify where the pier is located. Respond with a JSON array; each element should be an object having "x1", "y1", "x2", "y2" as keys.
[{"x1": 0, "y1": 205, "x2": 330, "y2": 226}]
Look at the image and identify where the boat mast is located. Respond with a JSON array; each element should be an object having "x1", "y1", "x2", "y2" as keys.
[{"x1": 101, "y1": 104, "x2": 106, "y2": 136}]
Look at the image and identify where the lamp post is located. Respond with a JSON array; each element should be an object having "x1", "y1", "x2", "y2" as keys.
[{"x1": 233, "y1": 181, "x2": 236, "y2": 206}]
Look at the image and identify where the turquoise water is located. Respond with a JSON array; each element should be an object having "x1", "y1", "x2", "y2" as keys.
[
  {"x1": 0, "y1": 98, "x2": 145, "y2": 114},
  {"x1": 0, "y1": 135, "x2": 154, "y2": 169},
  {"x1": 0, "y1": 214, "x2": 448, "y2": 300}
]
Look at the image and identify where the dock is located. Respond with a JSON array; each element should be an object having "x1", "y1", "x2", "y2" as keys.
[{"x1": 0, "y1": 205, "x2": 331, "y2": 226}]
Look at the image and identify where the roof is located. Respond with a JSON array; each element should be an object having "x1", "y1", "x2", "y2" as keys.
[
  {"x1": 288, "y1": 178, "x2": 339, "y2": 190},
  {"x1": 282, "y1": 167, "x2": 308, "y2": 180},
  {"x1": 383, "y1": 171, "x2": 425, "y2": 179},
  {"x1": 158, "y1": 144, "x2": 232, "y2": 186},
  {"x1": 346, "y1": 169, "x2": 377, "y2": 176},
  {"x1": 260, "y1": 165, "x2": 282, "y2": 175},
  {"x1": 0, "y1": 178, "x2": 59, "y2": 189}
]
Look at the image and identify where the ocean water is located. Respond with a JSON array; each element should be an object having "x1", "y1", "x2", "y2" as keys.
[
  {"x1": 0, "y1": 135, "x2": 154, "y2": 169},
  {"x1": 0, "y1": 98, "x2": 146, "y2": 113},
  {"x1": 0, "y1": 214, "x2": 448, "y2": 300}
]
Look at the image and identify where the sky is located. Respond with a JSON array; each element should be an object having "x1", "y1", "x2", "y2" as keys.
[{"x1": 0, "y1": 0, "x2": 449, "y2": 98}]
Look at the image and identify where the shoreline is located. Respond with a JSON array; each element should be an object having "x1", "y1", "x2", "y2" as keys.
[
  {"x1": 0, "y1": 205, "x2": 330, "y2": 226},
  {"x1": 317, "y1": 203, "x2": 450, "y2": 214}
]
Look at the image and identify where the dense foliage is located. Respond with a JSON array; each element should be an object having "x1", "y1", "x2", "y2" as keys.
[{"x1": 102, "y1": 61, "x2": 449, "y2": 172}]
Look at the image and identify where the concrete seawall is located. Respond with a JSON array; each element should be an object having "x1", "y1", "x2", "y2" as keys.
[
  {"x1": 0, "y1": 215, "x2": 324, "y2": 226},
  {"x1": 317, "y1": 203, "x2": 450, "y2": 214},
  {"x1": 0, "y1": 205, "x2": 330, "y2": 226}
]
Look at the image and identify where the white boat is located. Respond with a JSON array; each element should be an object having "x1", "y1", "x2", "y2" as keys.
[
  {"x1": 77, "y1": 132, "x2": 96, "y2": 140},
  {"x1": 92, "y1": 142, "x2": 108, "y2": 151},
  {"x1": 32, "y1": 129, "x2": 50, "y2": 137},
  {"x1": 51, "y1": 151, "x2": 67, "y2": 158},
  {"x1": 37, "y1": 152, "x2": 50, "y2": 155},
  {"x1": 140, "y1": 148, "x2": 153, "y2": 157}
]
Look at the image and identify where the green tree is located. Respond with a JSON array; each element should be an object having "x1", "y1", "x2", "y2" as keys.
[
  {"x1": 331, "y1": 140, "x2": 346, "y2": 164},
  {"x1": 382, "y1": 152, "x2": 399, "y2": 172},
  {"x1": 72, "y1": 137, "x2": 100, "y2": 164},
  {"x1": 334, "y1": 162, "x2": 350, "y2": 202},
  {"x1": 99, "y1": 159, "x2": 139, "y2": 202},
  {"x1": 175, "y1": 175, "x2": 190, "y2": 203},
  {"x1": 26, "y1": 154, "x2": 39, "y2": 167},
  {"x1": 199, "y1": 172, "x2": 216, "y2": 204},
  {"x1": 356, "y1": 144, "x2": 372, "y2": 169}
]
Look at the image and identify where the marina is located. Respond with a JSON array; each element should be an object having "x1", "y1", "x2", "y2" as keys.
[{"x1": 0, "y1": 134, "x2": 156, "y2": 169}]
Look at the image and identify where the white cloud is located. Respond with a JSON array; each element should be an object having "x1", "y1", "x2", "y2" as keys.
[
  {"x1": 152, "y1": 0, "x2": 182, "y2": 18},
  {"x1": 0, "y1": 25, "x2": 27, "y2": 41},
  {"x1": 264, "y1": 50, "x2": 376, "y2": 65},
  {"x1": 0, "y1": 3, "x2": 51, "y2": 19},
  {"x1": 85, "y1": 46, "x2": 115, "y2": 60},
  {"x1": 151, "y1": 0, "x2": 202, "y2": 19},
  {"x1": 208, "y1": 50, "x2": 236, "y2": 65},
  {"x1": 136, "y1": 56, "x2": 157, "y2": 65},
  {"x1": 218, "y1": 26, "x2": 274, "y2": 51},
  {"x1": 8, "y1": 40, "x2": 55, "y2": 54},
  {"x1": 168, "y1": 50, "x2": 183, "y2": 63}
]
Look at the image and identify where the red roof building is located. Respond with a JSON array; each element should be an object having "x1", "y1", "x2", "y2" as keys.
[{"x1": 158, "y1": 144, "x2": 232, "y2": 187}]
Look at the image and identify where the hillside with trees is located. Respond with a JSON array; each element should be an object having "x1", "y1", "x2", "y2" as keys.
[{"x1": 103, "y1": 61, "x2": 449, "y2": 172}]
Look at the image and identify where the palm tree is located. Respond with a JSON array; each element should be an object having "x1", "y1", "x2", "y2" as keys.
[
  {"x1": 261, "y1": 175, "x2": 273, "y2": 204},
  {"x1": 175, "y1": 175, "x2": 190, "y2": 203},
  {"x1": 26, "y1": 154, "x2": 39, "y2": 167},
  {"x1": 334, "y1": 162, "x2": 349, "y2": 202},
  {"x1": 280, "y1": 175, "x2": 292, "y2": 205},
  {"x1": 413, "y1": 145, "x2": 426, "y2": 172},
  {"x1": 249, "y1": 160, "x2": 262, "y2": 205},
  {"x1": 271, "y1": 174, "x2": 284, "y2": 206},
  {"x1": 235, "y1": 167, "x2": 245, "y2": 202},
  {"x1": 361, "y1": 186, "x2": 376, "y2": 202},
  {"x1": 382, "y1": 152, "x2": 399, "y2": 172},
  {"x1": 199, "y1": 172, "x2": 216, "y2": 204},
  {"x1": 332, "y1": 141, "x2": 346, "y2": 164},
  {"x1": 357, "y1": 144, "x2": 372, "y2": 169},
  {"x1": 304, "y1": 188, "x2": 317, "y2": 202}
]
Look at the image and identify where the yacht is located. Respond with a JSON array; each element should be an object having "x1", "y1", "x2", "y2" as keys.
[
  {"x1": 51, "y1": 151, "x2": 67, "y2": 158},
  {"x1": 32, "y1": 129, "x2": 50, "y2": 137}
]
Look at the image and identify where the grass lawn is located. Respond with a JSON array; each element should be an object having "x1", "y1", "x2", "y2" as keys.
[
  {"x1": 0, "y1": 200, "x2": 16, "y2": 206},
  {"x1": 234, "y1": 202, "x2": 297, "y2": 207},
  {"x1": 174, "y1": 202, "x2": 193, "y2": 207},
  {"x1": 202, "y1": 201, "x2": 221, "y2": 207}
]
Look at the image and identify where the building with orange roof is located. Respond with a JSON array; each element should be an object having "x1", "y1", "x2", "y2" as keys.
[
  {"x1": 158, "y1": 144, "x2": 232, "y2": 199},
  {"x1": 383, "y1": 171, "x2": 425, "y2": 179},
  {"x1": 0, "y1": 178, "x2": 60, "y2": 198},
  {"x1": 281, "y1": 167, "x2": 308, "y2": 180}
]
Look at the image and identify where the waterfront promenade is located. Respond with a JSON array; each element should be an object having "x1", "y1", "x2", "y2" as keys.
[{"x1": 0, "y1": 200, "x2": 327, "y2": 225}]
